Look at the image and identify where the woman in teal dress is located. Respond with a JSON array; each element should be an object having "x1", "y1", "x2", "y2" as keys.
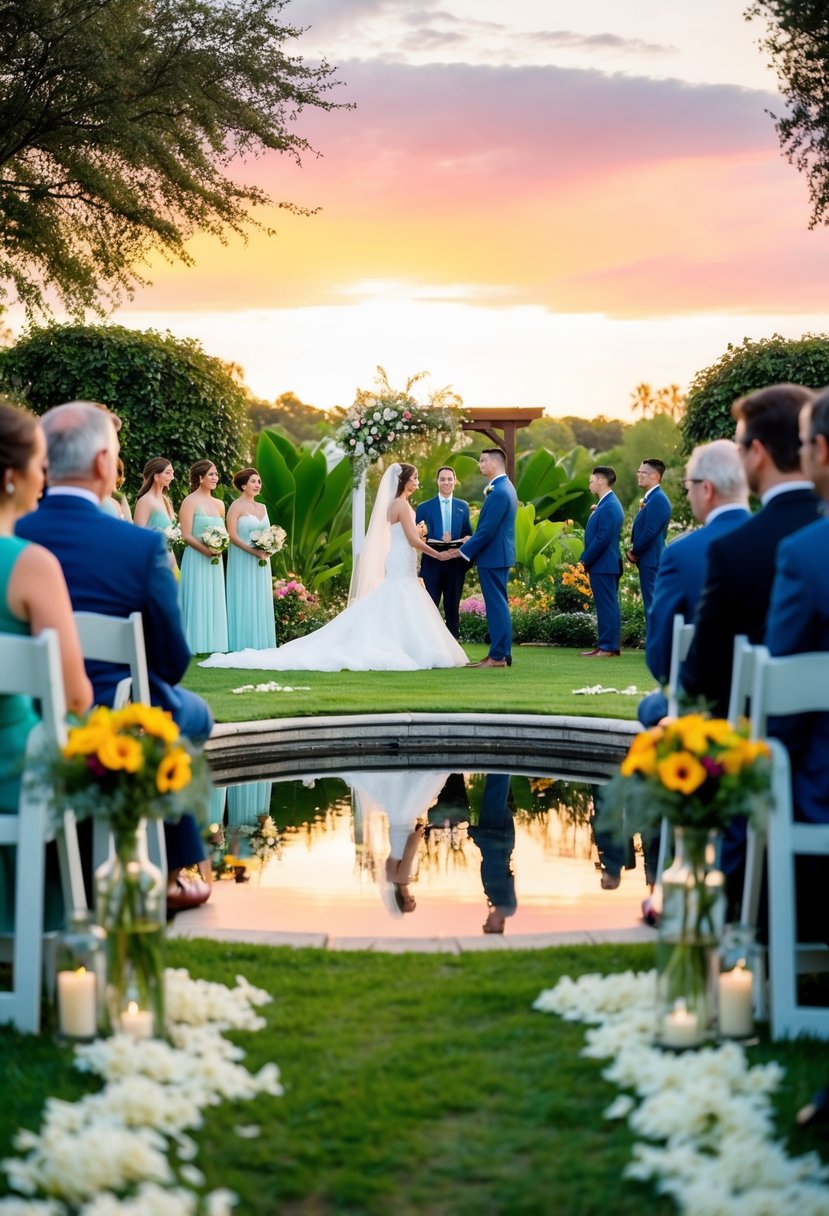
[
  {"x1": 226, "y1": 468, "x2": 277, "y2": 650},
  {"x1": 134, "y1": 457, "x2": 179, "y2": 574},
  {"x1": 0, "y1": 402, "x2": 92, "y2": 927},
  {"x1": 179, "y1": 459, "x2": 229, "y2": 653}
]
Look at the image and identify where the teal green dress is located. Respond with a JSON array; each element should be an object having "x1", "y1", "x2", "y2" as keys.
[
  {"x1": 227, "y1": 512, "x2": 277, "y2": 651},
  {"x1": 0, "y1": 538, "x2": 42, "y2": 931},
  {"x1": 181, "y1": 510, "x2": 228, "y2": 653},
  {"x1": 142, "y1": 506, "x2": 179, "y2": 577}
]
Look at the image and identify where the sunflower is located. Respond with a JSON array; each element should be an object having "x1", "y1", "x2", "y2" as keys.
[
  {"x1": 96, "y1": 732, "x2": 143, "y2": 774},
  {"x1": 112, "y1": 704, "x2": 179, "y2": 744},
  {"x1": 156, "y1": 747, "x2": 192, "y2": 793},
  {"x1": 657, "y1": 750, "x2": 707, "y2": 795}
]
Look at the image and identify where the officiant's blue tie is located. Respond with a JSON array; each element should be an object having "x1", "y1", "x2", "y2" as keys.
[{"x1": 441, "y1": 498, "x2": 451, "y2": 535}]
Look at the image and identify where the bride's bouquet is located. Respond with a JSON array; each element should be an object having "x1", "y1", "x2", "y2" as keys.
[
  {"x1": 201, "y1": 521, "x2": 229, "y2": 564},
  {"x1": 249, "y1": 523, "x2": 287, "y2": 567}
]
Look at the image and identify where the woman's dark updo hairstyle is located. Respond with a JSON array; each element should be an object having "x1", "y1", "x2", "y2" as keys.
[
  {"x1": 0, "y1": 400, "x2": 38, "y2": 481},
  {"x1": 395, "y1": 463, "x2": 417, "y2": 497},
  {"x1": 233, "y1": 467, "x2": 258, "y2": 492},
  {"x1": 189, "y1": 459, "x2": 216, "y2": 492},
  {"x1": 136, "y1": 457, "x2": 173, "y2": 503}
]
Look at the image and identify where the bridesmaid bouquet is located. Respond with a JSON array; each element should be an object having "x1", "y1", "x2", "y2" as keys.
[
  {"x1": 201, "y1": 521, "x2": 230, "y2": 564},
  {"x1": 249, "y1": 523, "x2": 287, "y2": 567},
  {"x1": 163, "y1": 522, "x2": 184, "y2": 552}
]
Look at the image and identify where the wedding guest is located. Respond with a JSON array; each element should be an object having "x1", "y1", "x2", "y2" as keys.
[
  {"x1": 627, "y1": 457, "x2": 672, "y2": 621},
  {"x1": 681, "y1": 384, "x2": 820, "y2": 717},
  {"x1": 765, "y1": 391, "x2": 829, "y2": 940},
  {"x1": 16, "y1": 402, "x2": 214, "y2": 914},
  {"x1": 456, "y1": 449, "x2": 518, "y2": 668},
  {"x1": 415, "y1": 466, "x2": 472, "y2": 638},
  {"x1": 226, "y1": 467, "x2": 276, "y2": 651},
  {"x1": 0, "y1": 401, "x2": 93, "y2": 931},
  {"x1": 580, "y1": 465, "x2": 624, "y2": 658},
  {"x1": 179, "y1": 459, "x2": 229, "y2": 654},
  {"x1": 101, "y1": 457, "x2": 133, "y2": 521},
  {"x1": 134, "y1": 457, "x2": 176, "y2": 532},
  {"x1": 637, "y1": 440, "x2": 750, "y2": 727}
]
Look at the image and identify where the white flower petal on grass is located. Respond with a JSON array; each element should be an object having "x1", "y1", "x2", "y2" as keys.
[
  {"x1": 604, "y1": 1095, "x2": 635, "y2": 1120},
  {"x1": 233, "y1": 1125, "x2": 261, "y2": 1140}
]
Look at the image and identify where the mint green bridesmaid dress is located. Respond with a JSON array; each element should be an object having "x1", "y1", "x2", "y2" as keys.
[
  {"x1": 0, "y1": 538, "x2": 43, "y2": 930},
  {"x1": 181, "y1": 510, "x2": 229, "y2": 653},
  {"x1": 227, "y1": 512, "x2": 277, "y2": 651}
]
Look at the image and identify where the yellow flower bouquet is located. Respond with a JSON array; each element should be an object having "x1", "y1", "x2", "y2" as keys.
[
  {"x1": 610, "y1": 714, "x2": 771, "y2": 835},
  {"x1": 43, "y1": 704, "x2": 210, "y2": 1038}
]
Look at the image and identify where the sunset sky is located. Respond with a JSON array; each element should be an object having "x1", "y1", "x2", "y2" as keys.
[{"x1": 12, "y1": 0, "x2": 829, "y2": 419}]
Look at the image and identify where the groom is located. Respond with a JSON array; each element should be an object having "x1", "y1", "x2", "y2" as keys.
[{"x1": 455, "y1": 448, "x2": 518, "y2": 668}]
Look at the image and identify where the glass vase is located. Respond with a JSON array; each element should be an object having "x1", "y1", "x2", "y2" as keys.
[
  {"x1": 656, "y1": 826, "x2": 726, "y2": 1049},
  {"x1": 53, "y1": 909, "x2": 108, "y2": 1043},
  {"x1": 94, "y1": 821, "x2": 165, "y2": 1039}
]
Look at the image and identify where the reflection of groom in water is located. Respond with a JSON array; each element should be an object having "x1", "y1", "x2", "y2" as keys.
[
  {"x1": 469, "y1": 772, "x2": 517, "y2": 934},
  {"x1": 453, "y1": 449, "x2": 518, "y2": 668}
]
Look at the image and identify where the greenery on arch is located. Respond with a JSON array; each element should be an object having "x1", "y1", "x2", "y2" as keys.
[
  {"x1": 334, "y1": 367, "x2": 466, "y2": 485},
  {"x1": 0, "y1": 324, "x2": 252, "y2": 493},
  {"x1": 681, "y1": 333, "x2": 829, "y2": 452}
]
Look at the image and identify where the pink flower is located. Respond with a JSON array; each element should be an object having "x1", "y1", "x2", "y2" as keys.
[{"x1": 403, "y1": 411, "x2": 412, "y2": 420}]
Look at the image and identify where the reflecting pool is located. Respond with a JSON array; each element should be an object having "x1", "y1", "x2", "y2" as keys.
[{"x1": 178, "y1": 768, "x2": 653, "y2": 943}]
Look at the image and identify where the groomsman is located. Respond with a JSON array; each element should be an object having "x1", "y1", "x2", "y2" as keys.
[
  {"x1": 627, "y1": 457, "x2": 672, "y2": 619},
  {"x1": 580, "y1": 465, "x2": 624, "y2": 658},
  {"x1": 455, "y1": 449, "x2": 517, "y2": 668},
  {"x1": 415, "y1": 466, "x2": 471, "y2": 638}
]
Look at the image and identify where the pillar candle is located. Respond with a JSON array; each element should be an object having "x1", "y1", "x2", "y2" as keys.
[
  {"x1": 120, "y1": 1000, "x2": 154, "y2": 1040},
  {"x1": 718, "y1": 962, "x2": 754, "y2": 1039},
  {"x1": 57, "y1": 967, "x2": 97, "y2": 1039},
  {"x1": 661, "y1": 999, "x2": 701, "y2": 1049}
]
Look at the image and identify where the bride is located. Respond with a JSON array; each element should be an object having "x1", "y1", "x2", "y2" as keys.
[{"x1": 200, "y1": 462, "x2": 469, "y2": 671}]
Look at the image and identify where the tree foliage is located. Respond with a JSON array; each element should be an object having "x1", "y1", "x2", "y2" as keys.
[
  {"x1": 748, "y1": 1, "x2": 829, "y2": 227},
  {"x1": 0, "y1": 323, "x2": 252, "y2": 492},
  {"x1": 0, "y1": 0, "x2": 345, "y2": 315},
  {"x1": 559, "y1": 414, "x2": 626, "y2": 453},
  {"x1": 681, "y1": 332, "x2": 829, "y2": 450},
  {"x1": 629, "y1": 383, "x2": 686, "y2": 421},
  {"x1": 248, "y1": 391, "x2": 332, "y2": 445}
]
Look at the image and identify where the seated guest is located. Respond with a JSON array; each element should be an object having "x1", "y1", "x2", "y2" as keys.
[
  {"x1": 765, "y1": 390, "x2": 829, "y2": 940},
  {"x1": 638, "y1": 440, "x2": 750, "y2": 727},
  {"x1": 16, "y1": 401, "x2": 213, "y2": 912},
  {"x1": 0, "y1": 400, "x2": 92, "y2": 928},
  {"x1": 681, "y1": 384, "x2": 821, "y2": 718}
]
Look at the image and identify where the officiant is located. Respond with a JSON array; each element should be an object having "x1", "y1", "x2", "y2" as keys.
[{"x1": 415, "y1": 466, "x2": 471, "y2": 639}]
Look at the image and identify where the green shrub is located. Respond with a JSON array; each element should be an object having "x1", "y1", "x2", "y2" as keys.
[
  {"x1": 458, "y1": 604, "x2": 490, "y2": 645},
  {"x1": 547, "y1": 612, "x2": 597, "y2": 648}
]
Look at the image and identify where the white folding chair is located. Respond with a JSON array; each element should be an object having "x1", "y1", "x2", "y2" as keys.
[
  {"x1": 73, "y1": 611, "x2": 166, "y2": 885},
  {"x1": 726, "y1": 634, "x2": 755, "y2": 725},
  {"x1": 0, "y1": 629, "x2": 86, "y2": 1033},
  {"x1": 749, "y1": 647, "x2": 829, "y2": 1039}
]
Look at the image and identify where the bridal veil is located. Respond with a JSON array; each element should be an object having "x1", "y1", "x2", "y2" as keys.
[{"x1": 347, "y1": 461, "x2": 401, "y2": 605}]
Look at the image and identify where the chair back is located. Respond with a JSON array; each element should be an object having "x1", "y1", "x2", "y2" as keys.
[
  {"x1": 73, "y1": 611, "x2": 151, "y2": 706},
  {"x1": 749, "y1": 646, "x2": 829, "y2": 738},
  {"x1": 726, "y1": 635, "x2": 754, "y2": 725},
  {"x1": 666, "y1": 614, "x2": 695, "y2": 717},
  {"x1": 0, "y1": 630, "x2": 85, "y2": 1033}
]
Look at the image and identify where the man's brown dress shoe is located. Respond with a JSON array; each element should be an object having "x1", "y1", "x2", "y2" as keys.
[
  {"x1": 581, "y1": 648, "x2": 600, "y2": 656},
  {"x1": 595, "y1": 649, "x2": 621, "y2": 657},
  {"x1": 167, "y1": 875, "x2": 211, "y2": 916},
  {"x1": 469, "y1": 656, "x2": 508, "y2": 668}
]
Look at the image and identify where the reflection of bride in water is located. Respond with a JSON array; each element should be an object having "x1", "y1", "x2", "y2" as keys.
[
  {"x1": 347, "y1": 769, "x2": 451, "y2": 916},
  {"x1": 200, "y1": 462, "x2": 468, "y2": 672}
]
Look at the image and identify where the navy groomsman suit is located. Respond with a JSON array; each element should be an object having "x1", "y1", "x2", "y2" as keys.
[
  {"x1": 415, "y1": 492, "x2": 472, "y2": 638},
  {"x1": 581, "y1": 490, "x2": 624, "y2": 653},
  {"x1": 460, "y1": 474, "x2": 517, "y2": 664},
  {"x1": 629, "y1": 483, "x2": 672, "y2": 617}
]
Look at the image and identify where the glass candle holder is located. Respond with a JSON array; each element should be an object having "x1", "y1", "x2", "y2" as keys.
[
  {"x1": 53, "y1": 909, "x2": 107, "y2": 1043},
  {"x1": 717, "y1": 923, "x2": 759, "y2": 1042}
]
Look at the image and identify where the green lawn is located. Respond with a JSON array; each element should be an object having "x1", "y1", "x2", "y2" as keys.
[
  {"x1": 1, "y1": 942, "x2": 826, "y2": 1214},
  {"x1": 184, "y1": 645, "x2": 655, "y2": 724}
]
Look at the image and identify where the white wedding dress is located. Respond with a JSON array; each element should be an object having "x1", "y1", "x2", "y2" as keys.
[{"x1": 200, "y1": 521, "x2": 468, "y2": 672}]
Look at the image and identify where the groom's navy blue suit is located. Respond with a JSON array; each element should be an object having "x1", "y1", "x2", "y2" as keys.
[
  {"x1": 415, "y1": 494, "x2": 471, "y2": 639},
  {"x1": 17, "y1": 493, "x2": 212, "y2": 743},
  {"x1": 581, "y1": 491, "x2": 624, "y2": 653},
  {"x1": 459, "y1": 475, "x2": 517, "y2": 662}
]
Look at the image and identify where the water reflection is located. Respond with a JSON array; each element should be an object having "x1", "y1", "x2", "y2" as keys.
[{"x1": 204, "y1": 769, "x2": 649, "y2": 939}]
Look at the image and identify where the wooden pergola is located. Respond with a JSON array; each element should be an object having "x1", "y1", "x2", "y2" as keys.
[{"x1": 461, "y1": 407, "x2": 544, "y2": 481}]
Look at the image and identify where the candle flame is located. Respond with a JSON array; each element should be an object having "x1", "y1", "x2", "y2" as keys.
[
  {"x1": 127, "y1": 1000, "x2": 139, "y2": 1015},
  {"x1": 76, "y1": 966, "x2": 86, "y2": 976}
]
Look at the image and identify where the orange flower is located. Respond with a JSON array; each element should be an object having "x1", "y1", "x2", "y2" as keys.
[
  {"x1": 96, "y1": 732, "x2": 143, "y2": 774},
  {"x1": 156, "y1": 747, "x2": 192, "y2": 793},
  {"x1": 657, "y1": 751, "x2": 707, "y2": 795}
]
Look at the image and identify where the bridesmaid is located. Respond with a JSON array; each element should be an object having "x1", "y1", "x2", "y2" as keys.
[
  {"x1": 134, "y1": 457, "x2": 176, "y2": 533},
  {"x1": 179, "y1": 459, "x2": 229, "y2": 653},
  {"x1": 0, "y1": 402, "x2": 92, "y2": 928},
  {"x1": 226, "y1": 467, "x2": 277, "y2": 651},
  {"x1": 102, "y1": 458, "x2": 132, "y2": 520}
]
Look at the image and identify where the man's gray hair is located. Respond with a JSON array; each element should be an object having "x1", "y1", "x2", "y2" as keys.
[
  {"x1": 686, "y1": 439, "x2": 748, "y2": 500},
  {"x1": 41, "y1": 401, "x2": 117, "y2": 481}
]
